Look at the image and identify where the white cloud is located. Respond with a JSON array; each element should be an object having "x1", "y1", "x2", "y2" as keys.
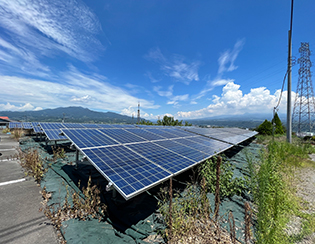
[
  {"x1": 0, "y1": 102, "x2": 42, "y2": 111},
  {"x1": 192, "y1": 40, "x2": 245, "y2": 102},
  {"x1": 154, "y1": 85, "x2": 189, "y2": 106},
  {"x1": 218, "y1": 39, "x2": 245, "y2": 74},
  {"x1": 0, "y1": 67, "x2": 159, "y2": 112},
  {"x1": 0, "y1": 0, "x2": 104, "y2": 76},
  {"x1": 176, "y1": 81, "x2": 292, "y2": 119},
  {"x1": 146, "y1": 48, "x2": 200, "y2": 85}
]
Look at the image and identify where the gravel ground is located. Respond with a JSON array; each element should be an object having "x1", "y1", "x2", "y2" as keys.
[{"x1": 287, "y1": 154, "x2": 315, "y2": 244}]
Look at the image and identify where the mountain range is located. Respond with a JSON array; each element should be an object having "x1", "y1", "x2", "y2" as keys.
[{"x1": 0, "y1": 106, "x2": 138, "y2": 124}]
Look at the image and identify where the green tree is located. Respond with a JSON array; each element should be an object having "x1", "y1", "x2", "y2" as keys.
[
  {"x1": 271, "y1": 113, "x2": 285, "y2": 135},
  {"x1": 257, "y1": 119, "x2": 273, "y2": 135}
]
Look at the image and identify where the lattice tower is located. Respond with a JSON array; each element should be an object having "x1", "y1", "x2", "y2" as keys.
[{"x1": 292, "y1": 42, "x2": 315, "y2": 133}]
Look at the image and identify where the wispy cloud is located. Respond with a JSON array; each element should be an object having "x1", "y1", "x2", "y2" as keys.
[
  {"x1": 192, "y1": 39, "x2": 245, "y2": 103},
  {"x1": 218, "y1": 39, "x2": 244, "y2": 74},
  {"x1": 153, "y1": 85, "x2": 189, "y2": 106},
  {"x1": 146, "y1": 48, "x2": 200, "y2": 85},
  {"x1": 145, "y1": 71, "x2": 160, "y2": 83},
  {"x1": 0, "y1": 0, "x2": 104, "y2": 77},
  {"x1": 0, "y1": 66, "x2": 159, "y2": 112}
]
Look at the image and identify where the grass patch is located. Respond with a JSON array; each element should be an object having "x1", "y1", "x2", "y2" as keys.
[{"x1": 248, "y1": 135, "x2": 315, "y2": 243}]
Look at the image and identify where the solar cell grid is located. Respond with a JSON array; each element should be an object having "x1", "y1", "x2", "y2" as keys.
[
  {"x1": 142, "y1": 128, "x2": 179, "y2": 139},
  {"x1": 126, "y1": 142, "x2": 194, "y2": 174},
  {"x1": 63, "y1": 123, "x2": 85, "y2": 128},
  {"x1": 154, "y1": 140, "x2": 209, "y2": 163},
  {"x1": 81, "y1": 123, "x2": 101, "y2": 128},
  {"x1": 82, "y1": 146, "x2": 171, "y2": 198},
  {"x1": 22, "y1": 122, "x2": 33, "y2": 129},
  {"x1": 172, "y1": 137, "x2": 230, "y2": 155},
  {"x1": 99, "y1": 128, "x2": 146, "y2": 144},
  {"x1": 40, "y1": 122, "x2": 65, "y2": 130},
  {"x1": 45, "y1": 129, "x2": 67, "y2": 141},
  {"x1": 125, "y1": 128, "x2": 165, "y2": 141},
  {"x1": 62, "y1": 128, "x2": 118, "y2": 148},
  {"x1": 9, "y1": 122, "x2": 22, "y2": 129}
]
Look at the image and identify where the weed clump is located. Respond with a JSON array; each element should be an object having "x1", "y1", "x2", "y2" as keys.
[
  {"x1": 158, "y1": 157, "x2": 244, "y2": 243},
  {"x1": 12, "y1": 128, "x2": 24, "y2": 141},
  {"x1": 18, "y1": 148, "x2": 46, "y2": 182},
  {"x1": 41, "y1": 176, "x2": 107, "y2": 231}
]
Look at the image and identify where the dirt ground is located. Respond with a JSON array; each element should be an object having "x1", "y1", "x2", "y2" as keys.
[{"x1": 286, "y1": 154, "x2": 315, "y2": 243}]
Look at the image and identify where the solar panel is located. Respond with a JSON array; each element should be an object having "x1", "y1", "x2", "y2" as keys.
[
  {"x1": 22, "y1": 122, "x2": 33, "y2": 129},
  {"x1": 40, "y1": 122, "x2": 65, "y2": 130},
  {"x1": 126, "y1": 142, "x2": 194, "y2": 174},
  {"x1": 98, "y1": 129, "x2": 147, "y2": 144},
  {"x1": 63, "y1": 123, "x2": 85, "y2": 128},
  {"x1": 125, "y1": 128, "x2": 165, "y2": 141},
  {"x1": 9, "y1": 122, "x2": 22, "y2": 129},
  {"x1": 32, "y1": 122, "x2": 43, "y2": 133},
  {"x1": 181, "y1": 127, "x2": 258, "y2": 145},
  {"x1": 61, "y1": 128, "x2": 119, "y2": 149},
  {"x1": 45, "y1": 129, "x2": 67, "y2": 141},
  {"x1": 81, "y1": 123, "x2": 102, "y2": 128},
  {"x1": 82, "y1": 145, "x2": 171, "y2": 198},
  {"x1": 62, "y1": 125, "x2": 256, "y2": 200},
  {"x1": 142, "y1": 128, "x2": 180, "y2": 139}
]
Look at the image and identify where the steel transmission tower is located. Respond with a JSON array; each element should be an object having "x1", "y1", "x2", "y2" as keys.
[{"x1": 292, "y1": 43, "x2": 315, "y2": 134}]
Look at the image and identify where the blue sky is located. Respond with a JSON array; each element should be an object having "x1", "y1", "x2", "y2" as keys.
[{"x1": 0, "y1": 0, "x2": 314, "y2": 120}]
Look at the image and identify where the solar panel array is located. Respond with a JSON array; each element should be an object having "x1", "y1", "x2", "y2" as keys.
[
  {"x1": 9, "y1": 122, "x2": 22, "y2": 129},
  {"x1": 38, "y1": 122, "x2": 138, "y2": 141},
  {"x1": 179, "y1": 127, "x2": 258, "y2": 145},
  {"x1": 61, "y1": 126, "x2": 246, "y2": 200},
  {"x1": 8, "y1": 120, "x2": 257, "y2": 200}
]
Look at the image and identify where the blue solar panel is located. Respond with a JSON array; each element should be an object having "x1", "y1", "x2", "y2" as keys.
[
  {"x1": 63, "y1": 123, "x2": 85, "y2": 128},
  {"x1": 62, "y1": 129, "x2": 119, "y2": 148},
  {"x1": 125, "y1": 128, "x2": 165, "y2": 141},
  {"x1": 97, "y1": 124, "x2": 114, "y2": 128},
  {"x1": 153, "y1": 140, "x2": 210, "y2": 162},
  {"x1": 142, "y1": 128, "x2": 179, "y2": 139},
  {"x1": 45, "y1": 129, "x2": 67, "y2": 141},
  {"x1": 40, "y1": 122, "x2": 65, "y2": 130},
  {"x1": 82, "y1": 145, "x2": 171, "y2": 199},
  {"x1": 32, "y1": 122, "x2": 43, "y2": 133},
  {"x1": 62, "y1": 125, "x2": 256, "y2": 200},
  {"x1": 81, "y1": 123, "x2": 102, "y2": 128},
  {"x1": 22, "y1": 122, "x2": 32, "y2": 129},
  {"x1": 172, "y1": 137, "x2": 232, "y2": 155},
  {"x1": 99, "y1": 129, "x2": 147, "y2": 144},
  {"x1": 9, "y1": 122, "x2": 22, "y2": 129},
  {"x1": 126, "y1": 142, "x2": 194, "y2": 174}
]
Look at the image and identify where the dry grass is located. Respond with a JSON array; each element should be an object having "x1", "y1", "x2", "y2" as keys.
[
  {"x1": 40, "y1": 176, "x2": 107, "y2": 231},
  {"x1": 159, "y1": 157, "x2": 249, "y2": 244},
  {"x1": 18, "y1": 148, "x2": 46, "y2": 182},
  {"x1": 12, "y1": 128, "x2": 24, "y2": 141}
]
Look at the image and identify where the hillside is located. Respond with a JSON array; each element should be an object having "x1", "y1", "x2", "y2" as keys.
[{"x1": 0, "y1": 106, "x2": 138, "y2": 124}]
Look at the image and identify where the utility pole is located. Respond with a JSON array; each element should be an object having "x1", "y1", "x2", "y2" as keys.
[
  {"x1": 137, "y1": 103, "x2": 140, "y2": 124},
  {"x1": 287, "y1": 0, "x2": 294, "y2": 143}
]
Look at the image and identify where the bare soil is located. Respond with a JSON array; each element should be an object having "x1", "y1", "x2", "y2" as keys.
[{"x1": 286, "y1": 154, "x2": 315, "y2": 243}]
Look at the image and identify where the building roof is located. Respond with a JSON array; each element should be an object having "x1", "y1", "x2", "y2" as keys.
[{"x1": 0, "y1": 116, "x2": 9, "y2": 120}]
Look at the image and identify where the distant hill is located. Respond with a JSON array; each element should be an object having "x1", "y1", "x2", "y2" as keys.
[
  {"x1": 186, "y1": 113, "x2": 286, "y2": 129},
  {"x1": 0, "y1": 106, "x2": 139, "y2": 124}
]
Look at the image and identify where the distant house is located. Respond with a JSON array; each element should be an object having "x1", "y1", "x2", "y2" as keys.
[{"x1": 0, "y1": 116, "x2": 11, "y2": 127}]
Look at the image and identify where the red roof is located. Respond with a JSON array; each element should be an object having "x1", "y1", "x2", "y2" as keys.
[{"x1": 0, "y1": 116, "x2": 9, "y2": 120}]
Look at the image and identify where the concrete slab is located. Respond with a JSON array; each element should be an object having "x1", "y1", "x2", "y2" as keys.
[{"x1": 0, "y1": 132, "x2": 58, "y2": 244}]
